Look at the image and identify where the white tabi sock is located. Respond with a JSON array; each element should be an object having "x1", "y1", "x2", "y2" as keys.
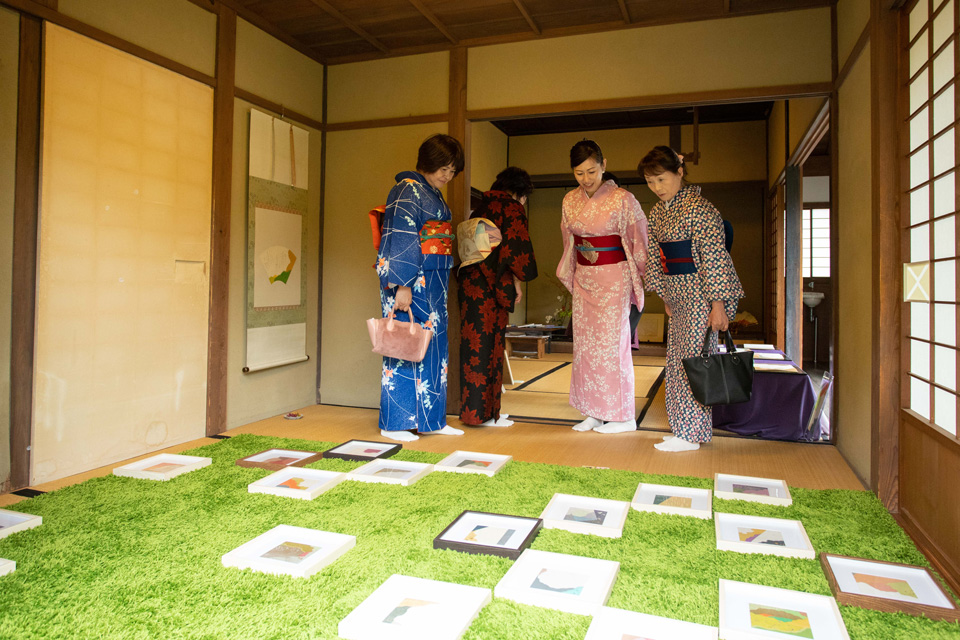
[
  {"x1": 480, "y1": 417, "x2": 514, "y2": 427},
  {"x1": 573, "y1": 416, "x2": 603, "y2": 432},
  {"x1": 654, "y1": 437, "x2": 701, "y2": 452},
  {"x1": 594, "y1": 419, "x2": 637, "y2": 434},
  {"x1": 662, "y1": 434, "x2": 674, "y2": 441},
  {"x1": 420, "y1": 425, "x2": 464, "y2": 436},
  {"x1": 380, "y1": 429, "x2": 419, "y2": 442}
]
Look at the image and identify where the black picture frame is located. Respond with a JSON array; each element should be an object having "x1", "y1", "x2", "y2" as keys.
[
  {"x1": 322, "y1": 439, "x2": 402, "y2": 462},
  {"x1": 433, "y1": 510, "x2": 542, "y2": 560}
]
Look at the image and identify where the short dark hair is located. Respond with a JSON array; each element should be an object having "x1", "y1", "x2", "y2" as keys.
[
  {"x1": 639, "y1": 145, "x2": 687, "y2": 182},
  {"x1": 417, "y1": 134, "x2": 465, "y2": 175},
  {"x1": 490, "y1": 166, "x2": 534, "y2": 198},
  {"x1": 570, "y1": 139, "x2": 604, "y2": 169}
]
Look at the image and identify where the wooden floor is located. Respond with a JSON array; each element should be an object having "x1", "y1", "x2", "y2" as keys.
[{"x1": 0, "y1": 401, "x2": 865, "y2": 508}]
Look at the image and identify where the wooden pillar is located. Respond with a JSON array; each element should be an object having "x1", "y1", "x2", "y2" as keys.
[
  {"x1": 9, "y1": 15, "x2": 42, "y2": 490},
  {"x1": 316, "y1": 65, "x2": 328, "y2": 404},
  {"x1": 871, "y1": 0, "x2": 900, "y2": 509},
  {"x1": 206, "y1": 5, "x2": 235, "y2": 436},
  {"x1": 446, "y1": 47, "x2": 469, "y2": 412},
  {"x1": 784, "y1": 166, "x2": 803, "y2": 364}
]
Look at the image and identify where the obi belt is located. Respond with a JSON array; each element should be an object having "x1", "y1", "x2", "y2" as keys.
[
  {"x1": 658, "y1": 239, "x2": 697, "y2": 275},
  {"x1": 574, "y1": 234, "x2": 625, "y2": 266},
  {"x1": 421, "y1": 220, "x2": 454, "y2": 255}
]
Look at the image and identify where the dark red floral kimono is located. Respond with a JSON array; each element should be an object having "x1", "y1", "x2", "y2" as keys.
[{"x1": 457, "y1": 190, "x2": 538, "y2": 425}]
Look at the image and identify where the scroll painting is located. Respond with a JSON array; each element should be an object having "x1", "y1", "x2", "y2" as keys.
[{"x1": 245, "y1": 109, "x2": 310, "y2": 372}]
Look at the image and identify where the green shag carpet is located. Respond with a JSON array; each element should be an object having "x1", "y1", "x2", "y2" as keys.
[{"x1": 0, "y1": 434, "x2": 958, "y2": 639}]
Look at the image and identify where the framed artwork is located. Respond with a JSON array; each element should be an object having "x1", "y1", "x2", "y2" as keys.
[
  {"x1": 248, "y1": 467, "x2": 346, "y2": 500},
  {"x1": 221, "y1": 524, "x2": 355, "y2": 579},
  {"x1": 323, "y1": 440, "x2": 402, "y2": 462},
  {"x1": 585, "y1": 606, "x2": 718, "y2": 640},
  {"x1": 743, "y1": 344, "x2": 776, "y2": 350},
  {"x1": 632, "y1": 482, "x2": 713, "y2": 519},
  {"x1": 0, "y1": 509, "x2": 42, "y2": 540},
  {"x1": 433, "y1": 451, "x2": 512, "y2": 477},
  {"x1": 338, "y1": 574, "x2": 491, "y2": 640},
  {"x1": 754, "y1": 362, "x2": 804, "y2": 374},
  {"x1": 540, "y1": 493, "x2": 630, "y2": 538},
  {"x1": 235, "y1": 448, "x2": 322, "y2": 470},
  {"x1": 820, "y1": 553, "x2": 960, "y2": 622},
  {"x1": 346, "y1": 459, "x2": 433, "y2": 486},
  {"x1": 714, "y1": 473, "x2": 792, "y2": 506},
  {"x1": 494, "y1": 549, "x2": 620, "y2": 616},
  {"x1": 0, "y1": 558, "x2": 14, "y2": 577},
  {"x1": 715, "y1": 513, "x2": 814, "y2": 559},
  {"x1": 433, "y1": 510, "x2": 542, "y2": 560},
  {"x1": 113, "y1": 453, "x2": 212, "y2": 481},
  {"x1": 719, "y1": 579, "x2": 849, "y2": 640}
]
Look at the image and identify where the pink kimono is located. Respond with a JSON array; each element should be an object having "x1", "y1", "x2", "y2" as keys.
[{"x1": 557, "y1": 180, "x2": 648, "y2": 422}]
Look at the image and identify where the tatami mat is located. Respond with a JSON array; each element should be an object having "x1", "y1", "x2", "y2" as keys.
[
  {"x1": 504, "y1": 359, "x2": 567, "y2": 388},
  {"x1": 638, "y1": 379, "x2": 670, "y2": 431},
  {"x1": 520, "y1": 364, "x2": 664, "y2": 398},
  {"x1": 502, "y1": 390, "x2": 649, "y2": 422}
]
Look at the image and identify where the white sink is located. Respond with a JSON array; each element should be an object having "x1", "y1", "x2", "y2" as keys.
[{"x1": 803, "y1": 291, "x2": 825, "y2": 308}]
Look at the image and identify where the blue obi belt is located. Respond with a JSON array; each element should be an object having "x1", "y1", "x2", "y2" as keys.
[{"x1": 658, "y1": 239, "x2": 697, "y2": 275}]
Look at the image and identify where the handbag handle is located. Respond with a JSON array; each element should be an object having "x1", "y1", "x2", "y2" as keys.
[
  {"x1": 386, "y1": 305, "x2": 418, "y2": 335},
  {"x1": 699, "y1": 326, "x2": 738, "y2": 359}
]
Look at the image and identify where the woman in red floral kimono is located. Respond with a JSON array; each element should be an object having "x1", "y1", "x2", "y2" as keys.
[{"x1": 457, "y1": 167, "x2": 538, "y2": 427}]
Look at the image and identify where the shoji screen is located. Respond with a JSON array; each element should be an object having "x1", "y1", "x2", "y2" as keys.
[{"x1": 33, "y1": 24, "x2": 213, "y2": 483}]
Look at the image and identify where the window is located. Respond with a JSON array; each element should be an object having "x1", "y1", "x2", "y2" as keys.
[
  {"x1": 904, "y1": 0, "x2": 959, "y2": 435},
  {"x1": 802, "y1": 207, "x2": 831, "y2": 278}
]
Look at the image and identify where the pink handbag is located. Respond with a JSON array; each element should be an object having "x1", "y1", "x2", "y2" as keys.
[{"x1": 367, "y1": 309, "x2": 432, "y2": 362}]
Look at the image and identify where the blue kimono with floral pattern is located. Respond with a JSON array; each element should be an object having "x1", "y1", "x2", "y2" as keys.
[{"x1": 375, "y1": 171, "x2": 453, "y2": 433}]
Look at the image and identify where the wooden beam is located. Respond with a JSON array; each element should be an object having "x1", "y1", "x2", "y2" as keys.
[
  {"x1": 408, "y1": 0, "x2": 458, "y2": 44},
  {"x1": 836, "y1": 22, "x2": 870, "y2": 88},
  {"x1": 616, "y1": 0, "x2": 631, "y2": 23},
  {"x1": 446, "y1": 47, "x2": 469, "y2": 414},
  {"x1": 234, "y1": 88, "x2": 325, "y2": 131},
  {"x1": 306, "y1": 0, "x2": 389, "y2": 53},
  {"x1": 206, "y1": 5, "x2": 236, "y2": 437},
  {"x1": 511, "y1": 0, "x2": 541, "y2": 35},
  {"x1": 870, "y1": 0, "x2": 900, "y2": 510},
  {"x1": 10, "y1": 15, "x2": 42, "y2": 490},
  {"x1": 325, "y1": 112, "x2": 448, "y2": 131},
  {"x1": 317, "y1": 65, "x2": 328, "y2": 404}
]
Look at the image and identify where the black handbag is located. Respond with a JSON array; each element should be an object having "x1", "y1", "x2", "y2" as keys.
[{"x1": 681, "y1": 328, "x2": 754, "y2": 406}]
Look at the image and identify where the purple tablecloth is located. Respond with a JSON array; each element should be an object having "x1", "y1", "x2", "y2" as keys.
[{"x1": 711, "y1": 350, "x2": 820, "y2": 442}]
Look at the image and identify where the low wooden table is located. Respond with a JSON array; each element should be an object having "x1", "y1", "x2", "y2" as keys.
[{"x1": 505, "y1": 334, "x2": 550, "y2": 359}]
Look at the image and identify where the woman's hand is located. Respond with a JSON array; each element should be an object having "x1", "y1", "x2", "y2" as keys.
[
  {"x1": 708, "y1": 300, "x2": 729, "y2": 332},
  {"x1": 664, "y1": 301, "x2": 672, "y2": 317},
  {"x1": 514, "y1": 276, "x2": 523, "y2": 304},
  {"x1": 394, "y1": 286, "x2": 413, "y2": 313}
]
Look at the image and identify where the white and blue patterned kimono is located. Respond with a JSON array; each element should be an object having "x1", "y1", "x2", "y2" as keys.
[{"x1": 375, "y1": 171, "x2": 453, "y2": 433}]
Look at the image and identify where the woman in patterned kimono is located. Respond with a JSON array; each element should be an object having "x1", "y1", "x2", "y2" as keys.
[
  {"x1": 640, "y1": 146, "x2": 744, "y2": 452},
  {"x1": 458, "y1": 167, "x2": 538, "y2": 427},
  {"x1": 557, "y1": 140, "x2": 648, "y2": 434},
  {"x1": 376, "y1": 134, "x2": 465, "y2": 442}
]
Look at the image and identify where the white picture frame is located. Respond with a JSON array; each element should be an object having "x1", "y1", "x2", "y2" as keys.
[
  {"x1": 585, "y1": 606, "x2": 718, "y2": 640},
  {"x1": 221, "y1": 524, "x2": 355, "y2": 578},
  {"x1": 433, "y1": 451, "x2": 512, "y2": 477},
  {"x1": 714, "y1": 473, "x2": 792, "y2": 506},
  {"x1": 235, "y1": 448, "x2": 323, "y2": 470},
  {"x1": 0, "y1": 508, "x2": 42, "y2": 540},
  {"x1": 0, "y1": 558, "x2": 14, "y2": 577},
  {"x1": 742, "y1": 344, "x2": 776, "y2": 350},
  {"x1": 433, "y1": 510, "x2": 542, "y2": 560},
  {"x1": 539, "y1": 493, "x2": 630, "y2": 538},
  {"x1": 113, "y1": 453, "x2": 212, "y2": 481},
  {"x1": 247, "y1": 467, "x2": 346, "y2": 500},
  {"x1": 820, "y1": 553, "x2": 960, "y2": 622},
  {"x1": 715, "y1": 513, "x2": 815, "y2": 559},
  {"x1": 494, "y1": 549, "x2": 620, "y2": 616},
  {"x1": 719, "y1": 579, "x2": 850, "y2": 640},
  {"x1": 346, "y1": 459, "x2": 434, "y2": 486},
  {"x1": 632, "y1": 483, "x2": 713, "y2": 519},
  {"x1": 338, "y1": 574, "x2": 492, "y2": 640}
]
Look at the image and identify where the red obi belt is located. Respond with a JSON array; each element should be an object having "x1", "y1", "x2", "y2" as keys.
[
  {"x1": 658, "y1": 239, "x2": 697, "y2": 275},
  {"x1": 574, "y1": 234, "x2": 625, "y2": 266},
  {"x1": 420, "y1": 220, "x2": 454, "y2": 255}
]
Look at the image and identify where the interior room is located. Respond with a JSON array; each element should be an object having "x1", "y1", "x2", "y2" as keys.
[{"x1": 0, "y1": 0, "x2": 957, "y2": 638}]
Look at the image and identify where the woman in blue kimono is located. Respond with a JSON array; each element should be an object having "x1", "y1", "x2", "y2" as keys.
[{"x1": 376, "y1": 134, "x2": 465, "y2": 442}]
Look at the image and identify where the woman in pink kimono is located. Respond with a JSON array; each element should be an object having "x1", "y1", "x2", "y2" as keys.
[
  {"x1": 557, "y1": 140, "x2": 648, "y2": 434},
  {"x1": 640, "y1": 146, "x2": 744, "y2": 452}
]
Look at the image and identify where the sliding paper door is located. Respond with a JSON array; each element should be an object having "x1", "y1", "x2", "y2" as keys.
[{"x1": 32, "y1": 24, "x2": 213, "y2": 483}]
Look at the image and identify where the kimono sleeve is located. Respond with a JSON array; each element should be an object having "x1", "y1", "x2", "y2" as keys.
[
  {"x1": 617, "y1": 190, "x2": 648, "y2": 278},
  {"x1": 644, "y1": 210, "x2": 665, "y2": 295},
  {"x1": 692, "y1": 199, "x2": 744, "y2": 302},
  {"x1": 555, "y1": 206, "x2": 576, "y2": 294},
  {"x1": 377, "y1": 181, "x2": 424, "y2": 288},
  {"x1": 495, "y1": 200, "x2": 538, "y2": 310}
]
